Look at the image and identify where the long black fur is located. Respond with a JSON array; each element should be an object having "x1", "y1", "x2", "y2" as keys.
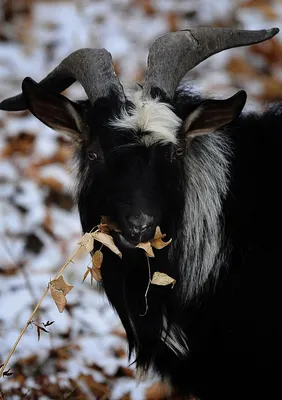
[{"x1": 76, "y1": 87, "x2": 282, "y2": 400}]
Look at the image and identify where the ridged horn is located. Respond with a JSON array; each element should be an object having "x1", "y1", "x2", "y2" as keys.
[
  {"x1": 142, "y1": 27, "x2": 279, "y2": 99},
  {"x1": 0, "y1": 48, "x2": 125, "y2": 111}
]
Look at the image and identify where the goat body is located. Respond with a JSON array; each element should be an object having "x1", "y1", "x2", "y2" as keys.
[{"x1": 78, "y1": 89, "x2": 282, "y2": 400}]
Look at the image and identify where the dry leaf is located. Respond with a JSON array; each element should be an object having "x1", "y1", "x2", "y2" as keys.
[
  {"x1": 151, "y1": 227, "x2": 172, "y2": 250},
  {"x1": 100, "y1": 216, "x2": 121, "y2": 232},
  {"x1": 79, "y1": 232, "x2": 94, "y2": 253},
  {"x1": 153, "y1": 226, "x2": 166, "y2": 240},
  {"x1": 98, "y1": 223, "x2": 110, "y2": 234},
  {"x1": 49, "y1": 276, "x2": 73, "y2": 295},
  {"x1": 92, "y1": 250, "x2": 103, "y2": 269},
  {"x1": 136, "y1": 241, "x2": 155, "y2": 257},
  {"x1": 151, "y1": 237, "x2": 172, "y2": 250},
  {"x1": 151, "y1": 272, "x2": 176, "y2": 287},
  {"x1": 91, "y1": 231, "x2": 122, "y2": 258},
  {"x1": 90, "y1": 267, "x2": 102, "y2": 282},
  {"x1": 82, "y1": 267, "x2": 91, "y2": 283},
  {"x1": 49, "y1": 276, "x2": 73, "y2": 313},
  {"x1": 38, "y1": 177, "x2": 64, "y2": 193}
]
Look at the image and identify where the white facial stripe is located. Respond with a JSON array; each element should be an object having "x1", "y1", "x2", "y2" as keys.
[{"x1": 109, "y1": 91, "x2": 181, "y2": 146}]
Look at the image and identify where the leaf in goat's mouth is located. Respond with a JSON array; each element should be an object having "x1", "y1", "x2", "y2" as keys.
[
  {"x1": 136, "y1": 241, "x2": 155, "y2": 257},
  {"x1": 92, "y1": 250, "x2": 103, "y2": 268},
  {"x1": 80, "y1": 219, "x2": 175, "y2": 288},
  {"x1": 91, "y1": 231, "x2": 122, "y2": 258},
  {"x1": 136, "y1": 226, "x2": 172, "y2": 257}
]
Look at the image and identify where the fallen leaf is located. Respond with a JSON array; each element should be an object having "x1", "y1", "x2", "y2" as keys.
[
  {"x1": 79, "y1": 232, "x2": 94, "y2": 253},
  {"x1": 38, "y1": 177, "x2": 64, "y2": 193},
  {"x1": 91, "y1": 231, "x2": 122, "y2": 258},
  {"x1": 151, "y1": 272, "x2": 176, "y2": 287},
  {"x1": 49, "y1": 276, "x2": 73, "y2": 313},
  {"x1": 1, "y1": 132, "x2": 35, "y2": 157},
  {"x1": 136, "y1": 241, "x2": 155, "y2": 258},
  {"x1": 92, "y1": 250, "x2": 103, "y2": 269}
]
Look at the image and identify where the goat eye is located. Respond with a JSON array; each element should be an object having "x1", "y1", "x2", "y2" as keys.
[
  {"x1": 88, "y1": 152, "x2": 98, "y2": 161},
  {"x1": 175, "y1": 148, "x2": 184, "y2": 156}
]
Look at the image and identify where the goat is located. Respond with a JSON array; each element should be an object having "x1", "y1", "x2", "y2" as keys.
[{"x1": 1, "y1": 27, "x2": 281, "y2": 399}]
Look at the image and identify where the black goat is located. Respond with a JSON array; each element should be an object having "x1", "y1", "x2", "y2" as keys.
[{"x1": 1, "y1": 27, "x2": 282, "y2": 400}]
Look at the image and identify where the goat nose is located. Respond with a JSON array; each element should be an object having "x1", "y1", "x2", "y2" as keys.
[{"x1": 127, "y1": 214, "x2": 154, "y2": 235}]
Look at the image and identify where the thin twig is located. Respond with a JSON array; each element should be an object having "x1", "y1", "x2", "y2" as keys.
[
  {"x1": 139, "y1": 256, "x2": 151, "y2": 317},
  {"x1": 0, "y1": 243, "x2": 84, "y2": 378}
]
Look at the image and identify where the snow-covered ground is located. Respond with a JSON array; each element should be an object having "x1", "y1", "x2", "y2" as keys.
[{"x1": 0, "y1": 1, "x2": 282, "y2": 399}]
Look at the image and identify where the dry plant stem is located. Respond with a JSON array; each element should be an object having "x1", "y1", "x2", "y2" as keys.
[
  {"x1": 0, "y1": 244, "x2": 84, "y2": 378},
  {"x1": 140, "y1": 256, "x2": 151, "y2": 317}
]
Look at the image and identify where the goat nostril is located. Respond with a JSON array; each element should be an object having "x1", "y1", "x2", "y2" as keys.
[{"x1": 127, "y1": 214, "x2": 155, "y2": 236}]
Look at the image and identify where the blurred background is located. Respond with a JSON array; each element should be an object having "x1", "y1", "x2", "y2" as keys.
[{"x1": 0, "y1": 0, "x2": 281, "y2": 399}]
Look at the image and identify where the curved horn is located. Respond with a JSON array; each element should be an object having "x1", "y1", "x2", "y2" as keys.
[
  {"x1": 0, "y1": 48, "x2": 125, "y2": 111},
  {"x1": 142, "y1": 27, "x2": 279, "y2": 99}
]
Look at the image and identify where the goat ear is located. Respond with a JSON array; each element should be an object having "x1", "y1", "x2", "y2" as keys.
[
  {"x1": 183, "y1": 90, "x2": 247, "y2": 139},
  {"x1": 22, "y1": 77, "x2": 87, "y2": 141}
]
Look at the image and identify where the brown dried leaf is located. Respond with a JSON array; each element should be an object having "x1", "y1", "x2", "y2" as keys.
[
  {"x1": 82, "y1": 267, "x2": 91, "y2": 283},
  {"x1": 90, "y1": 267, "x2": 102, "y2": 282},
  {"x1": 92, "y1": 250, "x2": 103, "y2": 268},
  {"x1": 151, "y1": 227, "x2": 172, "y2": 250},
  {"x1": 78, "y1": 373, "x2": 109, "y2": 396},
  {"x1": 49, "y1": 289, "x2": 66, "y2": 313},
  {"x1": 136, "y1": 241, "x2": 155, "y2": 258},
  {"x1": 49, "y1": 276, "x2": 73, "y2": 295},
  {"x1": 98, "y1": 223, "x2": 110, "y2": 234},
  {"x1": 2, "y1": 132, "x2": 35, "y2": 157},
  {"x1": 92, "y1": 231, "x2": 122, "y2": 258},
  {"x1": 153, "y1": 226, "x2": 166, "y2": 240},
  {"x1": 100, "y1": 215, "x2": 121, "y2": 232},
  {"x1": 38, "y1": 176, "x2": 64, "y2": 193},
  {"x1": 79, "y1": 232, "x2": 94, "y2": 253},
  {"x1": 151, "y1": 272, "x2": 176, "y2": 287},
  {"x1": 151, "y1": 237, "x2": 172, "y2": 250},
  {"x1": 226, "y1": 56, "x2": 256, "y2": 77},
  {"x1": 49, "y1": 276, "x2": 73, "y2": 313}
]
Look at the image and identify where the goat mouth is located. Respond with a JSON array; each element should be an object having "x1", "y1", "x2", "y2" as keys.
[{"x1": 113, "y1": 232, "x2": 137, "y2": 250}]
